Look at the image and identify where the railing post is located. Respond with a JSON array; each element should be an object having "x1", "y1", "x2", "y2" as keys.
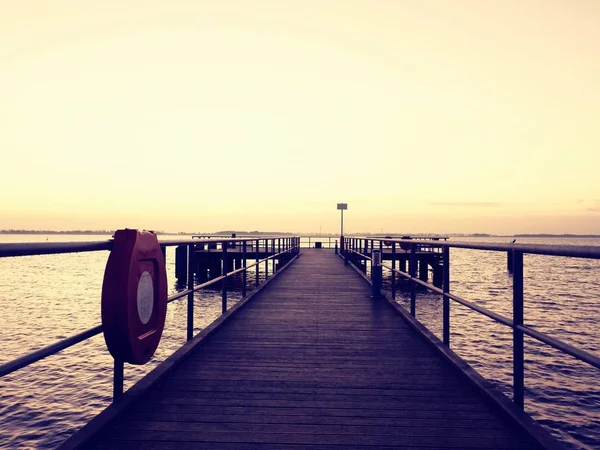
[
  {"x1": 242, "y1": 240, "x2": 247, "y2": 298},
  {"x1": 391, "y1": 242, "x2": 396, "y2": 299},
  {"x1": 443, "y1": 246, "x2": 450, "y2": 346},
  {"x1": 335, "y1": 240, "x2": 338, "y2": 255},
  {"x1": 410, "y1": 243, "x2": 417, "y2": 316},
  {"x1": 255, "y1": 239, "x2": 259, "y2": 286},
  {"x1": 187, "y1": 243, "x2": 195, "y2": 341},
  {"x1": 513, "y1": 250, "x2": 524, "y2": 409},
  {"x1": 371, "y1": 249, "x2": 382, "y2": 299},
  {"x1": 222, "y1": 244, "x2": 228, "y2": 314},
  {"x1": 113, "y1": 359, "x2": 124, "y2": 402},
  {"x1": 344, "y1": 247, "x2": 349, "y2": 265},
  {"x1": 265, "y1": 239, "x2": 269, "y2": 279},
  {"x1": 277, "y1": 238, "x2": 281, "y2": 271}
]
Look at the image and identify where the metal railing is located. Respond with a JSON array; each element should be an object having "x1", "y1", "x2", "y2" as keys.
[
  {"x1": 343, "y1": 236, "x2": 600, "y2": 410},
  {"x1": 0, "y1": 236, "x2": 300, "y2": 401}
]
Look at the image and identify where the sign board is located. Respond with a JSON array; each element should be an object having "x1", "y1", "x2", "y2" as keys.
[{"x1": 337, "y1": 203, "x2": 348, "y2": 210}]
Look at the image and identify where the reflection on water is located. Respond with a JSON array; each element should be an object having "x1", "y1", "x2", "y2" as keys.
[{"x1": 0, "y1": 235, "x2": 599, "y2": 449}]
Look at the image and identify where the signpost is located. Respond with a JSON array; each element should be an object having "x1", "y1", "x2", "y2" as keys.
[{"x1": 337, "y1": 203, "x2": 347, "y2": 253}]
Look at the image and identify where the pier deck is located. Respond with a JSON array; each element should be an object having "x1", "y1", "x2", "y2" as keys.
[{"x1": 83, "y1": 249, "x2": 545, "y2": 449}]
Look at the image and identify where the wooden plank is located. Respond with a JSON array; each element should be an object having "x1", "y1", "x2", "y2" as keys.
[
  {"x1": 100, "y1": 429, "x2": 537, "y2": 449},
  {"x1": 80, "y1": 249, "x2": 555, "y2": 450}
]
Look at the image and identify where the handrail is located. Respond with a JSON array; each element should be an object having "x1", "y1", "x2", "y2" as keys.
[
  {"x1": 0, "y1": 236, "x2": 292, "y2": 258},
  {"x1": 342, "y1": 236, "x2": 600, "y2": 413},
  {"x1": 0, "y1": 325, "x2": 103, "y2": 378},
  {"x1": 347, "y1": 236, "x2": 600, "y2": 259},
  {"x1": 0, "y1": 235, "x2": 300, "y2": 399},
  {"x1": 0, "y1": 241, "x2": 113, "y2": 257}
]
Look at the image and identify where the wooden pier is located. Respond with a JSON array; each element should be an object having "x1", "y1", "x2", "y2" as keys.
[{"x1": 65, "y1": 248, "x2": 558, "y2": 449}]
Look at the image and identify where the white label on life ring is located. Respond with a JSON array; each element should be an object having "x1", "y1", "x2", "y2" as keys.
[{"x1": 137, "y1": 271, "x2": 154, "y2": 325}]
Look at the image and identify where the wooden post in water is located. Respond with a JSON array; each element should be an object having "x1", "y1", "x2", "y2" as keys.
[
  {"x1": 507, "y1": 251, "x2": 514, "y2": 273},
  {"x1": 197, "y1": 257, "x2": 207, "y2": 283},
  {"x1": 175, "y1": 245, "x2": 188, "y2": 284},
  {"x1": 419, "y1": 259, "x2": 429, "y2": 282},
  {"x1": 212, "y1": 254, "x2": 222, "y2": 279},
  {"x1": 433, "y1": 264, "x2": 443, "y2": 288}
]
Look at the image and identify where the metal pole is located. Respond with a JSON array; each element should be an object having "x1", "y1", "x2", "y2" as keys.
[
  {"x1": 513, "y1": 250, "x2": 524, "y2": 409},
  {"x1": 113, "y1": 359, "x2": 124, "y2": 402},
  {"x1": 443, "y1": 246, "x2": 450, "y2": 346},
  {"x1": 340, "y1": 209, "x2": 344, "y2": 253},
  {"x1": 410, "y1": 243, "x2": 417, "y2": 317},
  {"x1": 392, "y1": 242, "x2": 396, "y2": 299},
  {"x1": 255, "y1": 239, "x2": 259, "y2": 286},
  {"x1": 372, "y1": 249, "x2": 382, "y2": 299},
  {"x1": 242, "y1": 240, "x2": 247, "y2": 297},
  {"x1": 222, "y1": 244, "x2": 228, "y2": 314},
  {"x1": 187, "y1": 243, "x2": 195, "y2": 341},
  {"x1": 265, "y1": 239, "x2": 269, "y2": 279}
]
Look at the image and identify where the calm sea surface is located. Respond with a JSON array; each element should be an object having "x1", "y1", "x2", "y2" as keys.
[{"x1": 0, "y1": 234, "x2": 599, "y2": 449}]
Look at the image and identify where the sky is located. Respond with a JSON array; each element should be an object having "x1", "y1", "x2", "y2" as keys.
[{"x1": 1, "y1": 1, "x2": 599, "y2": 234}]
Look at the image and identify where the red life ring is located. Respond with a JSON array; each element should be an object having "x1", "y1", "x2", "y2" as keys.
[{"x1": 101, "y1": 229, "x2": 168, "y2": 365}]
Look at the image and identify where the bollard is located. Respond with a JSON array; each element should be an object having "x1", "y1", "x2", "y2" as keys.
[
  {"x1": 334, "y1": 240, "x2": 338, "y2": 255},
  {"x1": 371, "y1": 249, "x2": 382, "y2": 299}
]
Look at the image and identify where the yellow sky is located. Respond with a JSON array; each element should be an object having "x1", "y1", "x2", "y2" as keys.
[{"x1": 1, "y1": 1, "x2": 599, "y2": 234}]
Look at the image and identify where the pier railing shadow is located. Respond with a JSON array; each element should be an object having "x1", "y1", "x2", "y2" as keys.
[
  {"x1": 0, "y1": 235, "x2": 300, "y2": 401},
  {"x1": 343, "y1": 236, "x2": 600, "y2": 411}
]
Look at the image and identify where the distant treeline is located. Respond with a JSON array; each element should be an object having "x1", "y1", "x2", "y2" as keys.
[
  {"x1": 0, "y1": 229, "x2": 116, "y2": 235},
  {"x1": 513, "y1": 234, "x2": 600, "y2": 238},
  {"x1": 2, "y1": 230, "x2": 598, "y2": 238}
]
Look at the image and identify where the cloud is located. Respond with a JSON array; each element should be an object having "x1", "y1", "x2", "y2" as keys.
[{"x1": 429, "y1": 201, "x2": 505, "y2": 208}]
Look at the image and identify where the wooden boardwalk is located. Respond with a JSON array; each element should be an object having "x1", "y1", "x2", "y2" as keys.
[{"x1": 84, "y1": 249, "x2": 547, "y2": 449}]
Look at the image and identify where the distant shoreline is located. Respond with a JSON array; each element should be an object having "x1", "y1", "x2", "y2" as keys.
[{"x1": 1, "y1": 230, "x2": 599, "y2": 238}]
